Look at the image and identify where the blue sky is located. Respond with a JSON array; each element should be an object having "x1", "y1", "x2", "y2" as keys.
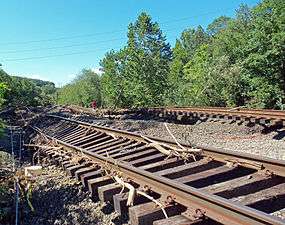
[{"x1": 0, "y1": 0, "x2": 259, "y2": 86}]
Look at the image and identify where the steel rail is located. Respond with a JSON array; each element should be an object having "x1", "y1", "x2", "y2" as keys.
[
  {"x1": 61, "y1": 105, "x2": 285, "y2": 126},
  {"x1": 150, "y1": 106, "x2": 285, "y2": 115},
  {"x1": 146, "y1": 107, "x2": 285, "y2": 120},
  {"x1": 47, "y1": 114, "x2": 285, "y2": 177},
  {"x1": 33, "y1": 130, "x2": 285, "y2": 225},
  {"x1": 62, "y1": 105, "x2": 285, "y2": 119},
  {"x1": 32, "y1": 114, "x2": 285, "y2": 224}
]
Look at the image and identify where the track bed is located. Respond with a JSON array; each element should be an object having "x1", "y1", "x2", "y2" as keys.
[{"x1": 28, "y1": 114, "x2": 285, "y2": 225}]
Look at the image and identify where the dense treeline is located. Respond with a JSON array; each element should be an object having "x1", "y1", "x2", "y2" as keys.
[
  {"x1": 0, "y1": 69, "x2": 56, "y2": 107},
  {"x1": 57, "y1": 69, "x2": 101, "y2": 107},
  {"x1": 58, "y1": 0, "x2": 285, "y2": 109}
]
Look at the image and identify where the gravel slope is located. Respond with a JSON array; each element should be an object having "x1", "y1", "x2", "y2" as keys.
[{"x1": 93, "y1": 118, "x2": 285, "y2": 160}]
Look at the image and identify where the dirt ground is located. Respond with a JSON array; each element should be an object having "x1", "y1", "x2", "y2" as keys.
[
  {"x1": 0, "y1": 151, "x2": 15, "y2": 225},
  {"x1": 1, "y1": 108, "x2": 284, "y2": 225}
]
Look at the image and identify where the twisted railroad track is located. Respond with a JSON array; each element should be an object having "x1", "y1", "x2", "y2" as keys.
[
  {"x1": 28, "y1": 113, "x2": 285, "y2": 225},
  {"x1": 62, "y1": 105, "x2": 285, "y2": 126},
  {"x1": 142, "y1": 107, "x2": 285, "y2": 126}
]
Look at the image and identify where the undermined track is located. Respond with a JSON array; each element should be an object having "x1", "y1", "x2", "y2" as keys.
[
  {"x1": 62, "y1": 105, "x2": 285, "y2": 127},
  {"x1": 28, "y1": 114, "x2": 285, "y2": 225},
  {"x1": 142, "y1": 107, "x2": 285, "y2": 126}
]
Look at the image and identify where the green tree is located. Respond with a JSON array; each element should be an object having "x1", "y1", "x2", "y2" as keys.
[
  {"x1": 58, "y1": 0, "x2": 285, "y2": 109},
  {"x1": 242, "y1": 0, "x2": 285, "y2": 108},
  {"x1": 100, "y1": 12, "x2": 172, "y2": 108},
  {"x1": 57, "y1": 69, "x2": 101, "y2": 107},
  {"x1": 100, "y1": 49, "x2": 128, "y2": 107},
  {"x1": 0, "y1": 81, "x2": 8, "y2": 136},
  {"x1": 207, "y1": 16, "x2": 232, "y2": 36},
  {"x1": 123, "y1": 12, "x2": 172, "y2": 107},
  {"x1": 0, "y1": 83, "x2": 8, "y2": 107},
  {"x1": 0, "y1": 69, "x2": 56, "y2": 107},
  {"x1": 167, "y1": 26, "x2": 209, "y2": 105}
]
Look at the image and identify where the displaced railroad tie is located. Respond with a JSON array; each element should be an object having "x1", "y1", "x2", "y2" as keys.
[
  {"x1": 145, "y1": 106, "x2": 285, "y2": 127},
  {"x1": 25, "y1": 114, "x2": 285, "y2": 225}
]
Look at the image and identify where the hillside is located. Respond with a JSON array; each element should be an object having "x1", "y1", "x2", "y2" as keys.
[{"x1": 0, "y1": 69, "x2": 56, "y2": 107}]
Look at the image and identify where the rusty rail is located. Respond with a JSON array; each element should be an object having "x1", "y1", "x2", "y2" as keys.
[
  {"x1": 143, "y1": 107, "x2": 285, "y2": 126},
  {"x1": 60, "y1": 105, "x2": 285, "y2": 126},
  {"x1": 29, "y1": 114, "x2": 285, "y2": 225}
]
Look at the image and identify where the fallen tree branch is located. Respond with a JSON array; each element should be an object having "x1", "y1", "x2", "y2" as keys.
[
  {"x1": 141, "y1": 133, "x2": 201, "y2": 161},
  {"x1": 164, "y1": 123, "x2": 186, "y2": 150},
  {"x1": 106, "y1": 132, "x2": 118, "y2": 140},
  {"x1": 114, "y1": 175, "x2": 135, "y2": 206},
  {"x1": 141, "y1": 135, "x2": 201, "y2": 153},
  {"x1": 24, "y1": 144, "x2": 63, "y2": 150},
  {"x1": 113, "y1": 175, "x2": 168, "y2": 218},
  {"x1": 137, "y1": 190, "x2": 168, "y2": 219}
]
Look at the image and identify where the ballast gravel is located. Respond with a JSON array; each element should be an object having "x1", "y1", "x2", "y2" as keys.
[
  {"x1": 16, "y1": 110, "x2": 285, "y2": 224},
  {"x1": 93, "y1": 117, "x2": 285, "y2": 160}
]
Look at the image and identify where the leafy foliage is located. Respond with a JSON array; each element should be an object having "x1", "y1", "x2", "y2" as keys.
[
  {"x1": 100, "y1": 12, "x2": 172, "y2": 108},
  {"x1": 123, "y1": 13, "x2": 172, "y2": 107},
  {"x1": 57, "y1": 69, "x2": 101, "y2": 107},
  {"x1": 166, "y1": 0, "x2": 284, "y2": 108},
  {"x1": 0, "y1": 83, "x2": 8, "y2": 106},
  {"x1": 57, "y1": 0, "x2": 284, "y2": 109},
  {"x1": 0, "y1": 69, "x2": 56, "y2": 107},
  {"x1": 100, "y1": 50, "x2": 127, "y2": 107},
  {"x1": 167, "y1": 26, "x2": 209, "y2": 105}
]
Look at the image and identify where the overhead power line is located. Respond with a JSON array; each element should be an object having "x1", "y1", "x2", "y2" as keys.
[
  {"x1": 2, "y1": 33, "x2": 179, "y2": 62},
  {"x1": 0, "y1": 7, "x2": 234, "y2": 46},
  {"x1": 1, "y1": 23, "x2": 199, "y2": 54},
  {"x1": 1, "y1": 47, "x2": 121, "y2": 62},
  {"x1": 0, "y1": 37, "x2": 125, "y2": 54},
  {"x1": 0, "y1": 7, "x2": 237, "y2": 62},
  {"x1": 1, "y1": 30, "x2": 125, "y2": 45},
  {"x1": 159, "y1": 7, "x2": 233, "y2": 24}
]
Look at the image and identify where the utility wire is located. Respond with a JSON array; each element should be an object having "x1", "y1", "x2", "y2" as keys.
[
  {"x1": 1, "y1": 46, "x2": 121, "y2": 62},
  {"x1": 1, "y1": 30, "x2": 125, "y2": 45},
  {"x1": 1, "y1": 33, "x2": 180, "y2": 62},
  {"x1": 0, "y1": 7, "x2": 233, "y2": 46},
  {"x1": 160, "y1": 7, "x2": 233, "y2": 24},
  {"x1": 9, "y1": 126, "x2": 20, "y2": 225},
  {"x1": 0, "y1": 7, "x2": 236, "y2": 62},
  {"x1": 10, "y1": 127, "x2": 15, "y2": 172},
  {"x1": 0, "y1": 37, "x2": 125, "y2": 54},
  {"x1": 1, "y1": 25, "x2": 186, "y2": 54}
]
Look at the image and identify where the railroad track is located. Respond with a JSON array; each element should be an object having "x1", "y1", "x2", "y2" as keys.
[
  {"x1": 143, "y1": 107, "x2": 285, "y2": 126},
  {"x1": 61, "y1": 105, "x2": 285, "y2": 126},
  {"x1": 28, "y1": 114, "x2": 285, "y2": 225}
]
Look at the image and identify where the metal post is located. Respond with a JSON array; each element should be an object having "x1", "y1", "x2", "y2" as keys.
[
  {"x1": 10, "y1": 127, "x2": 15, "y2": 172},
  {"x1": 19, "y1": 129, "x2": 22, "y2": 164},
  {"x1": 14, "y1": 178, "x2": 19, "y2": 225}
]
